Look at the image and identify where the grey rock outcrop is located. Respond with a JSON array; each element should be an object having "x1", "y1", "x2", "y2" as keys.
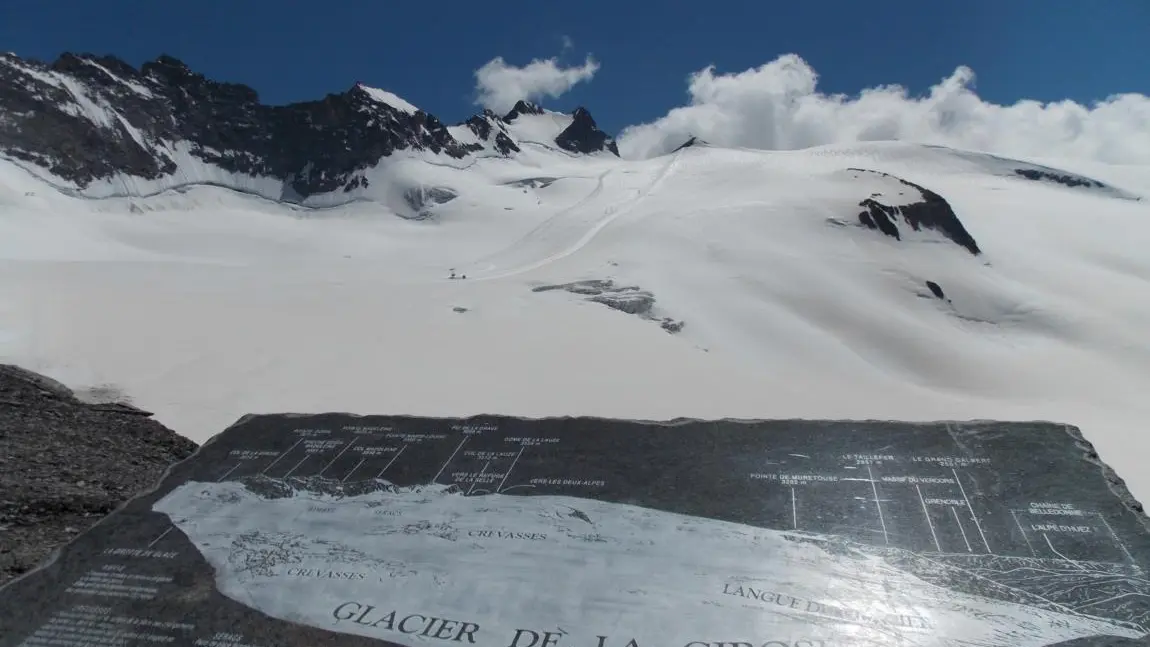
[
  {"x1": 403, "y1": 186, "x2": 458, "y2": 219},
  {"x1": 850, "y1": 168, "x2": 981, "y2": 256},
  {"x1": 1013, "y1": 168, "x2": 1104, "y2": 190},
  {"x1": 0, "y1": 365, "x2": 196, "y2": 586},
  {"x1": 533, "y1": 280, "x2": 683, "y2": 333}
]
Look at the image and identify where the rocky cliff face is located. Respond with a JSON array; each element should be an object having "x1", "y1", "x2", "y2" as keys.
[
  {"x1": 0, "y1": 52, "x2": 619, "y2": 199},
  {"x1": 556, "y1": 107, "x2": 620, "y2": 156}
]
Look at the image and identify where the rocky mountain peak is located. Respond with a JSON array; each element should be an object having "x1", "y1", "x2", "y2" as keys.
[
  {"x1": 462, "y1": 111, "x2": 520, "y2": 156},
  {"x1": 555, "y1": 106, "x2": 619, "y2": 156},
  {"x1": 0, "y1": 52, "x2": 622, "y2": 200},
  {"x1": 503, "y1": 100, "x2": 545, "y2": 122}
]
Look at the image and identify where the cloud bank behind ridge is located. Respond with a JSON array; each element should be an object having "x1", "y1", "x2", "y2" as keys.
[{"x1": 615, "y1": 54, "x2": 1150, "y2": 164}]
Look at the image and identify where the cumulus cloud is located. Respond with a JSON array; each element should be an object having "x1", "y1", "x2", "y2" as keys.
[
  {"x1": 618, "y1": 54, "x2": 1150, "y2": 164},
  {"x1": 474, "y1": 55, "x2": 599, "y2": 114}
]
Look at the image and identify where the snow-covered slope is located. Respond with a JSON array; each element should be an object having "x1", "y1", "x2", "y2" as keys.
[{"x1": 1, "y1": 135, "x2": 1148, "y2": 506}]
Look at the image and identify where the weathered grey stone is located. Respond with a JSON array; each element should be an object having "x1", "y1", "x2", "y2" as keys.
[
  {"x1": 403, "y1": 186, "x2": 458, "y2": 218},
  {"x1": 1, "y1": 414, "x2": 1147, "y2": 645},
  {"x1": 531, "y1": 280, "x2": 682, "y2": 332},
  {"x1": 532, "y1": 279, "x2": 614, "y2": 295},
  {"x1": 590, "y1": 291, "x2": 655, "y2": 316},
  {"x1": 0, "y1": 366, "x2": 195, "y2": 586},
  {"x1": 504, "y1": 177, "x2": 559, "y2": 189}
]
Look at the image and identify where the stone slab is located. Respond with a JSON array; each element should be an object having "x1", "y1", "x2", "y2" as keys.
[{"x1": 2, "y1": 415, "x2": 1148, "y2": 647}]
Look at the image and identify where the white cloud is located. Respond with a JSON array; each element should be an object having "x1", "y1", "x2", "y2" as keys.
[
  {"x1": 474, "y1": 55, "x2": 599, "y2": 114},
  {"x1": 618, "y1": 54, "x2": 1150, "y2": 164},
  {"x1": 561, "y1": 35, "x2": 574, "y2": 52}
]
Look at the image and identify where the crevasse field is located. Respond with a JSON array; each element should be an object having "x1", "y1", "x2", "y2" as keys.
[{"x1": 1, "y1": 106, "x2": 1148, "y2": 502}]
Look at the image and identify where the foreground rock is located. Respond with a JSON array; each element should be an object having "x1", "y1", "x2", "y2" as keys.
[{"x1": 0, "y1": 365, "x2": 195, "y2": 586}]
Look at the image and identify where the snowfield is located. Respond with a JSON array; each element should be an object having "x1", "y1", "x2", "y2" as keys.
[{"x1": 1, "y1": 140, "x2": 1148, "y2": 502}]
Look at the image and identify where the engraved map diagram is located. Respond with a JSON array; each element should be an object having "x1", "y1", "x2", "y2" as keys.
[{"x1": 148, "y1": 416, "x2": 1150, "y2": 647}]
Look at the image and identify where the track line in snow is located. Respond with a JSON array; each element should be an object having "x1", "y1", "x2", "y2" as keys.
[
  {"x1": 458, "y1": 169, "x2": 610, "y2": 278},
  {"x1": 459, "y1": 152, "x2": 680, "y2": 282}
]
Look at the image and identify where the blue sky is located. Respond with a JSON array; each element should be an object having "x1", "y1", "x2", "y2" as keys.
[{"x1": 2, "y1": 0, "x2": 1147, "y2": 137}]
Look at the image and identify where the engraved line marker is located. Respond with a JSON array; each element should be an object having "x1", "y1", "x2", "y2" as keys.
[
  {"x1": 146, "y1": 527, "x2": 173, "y2": 548},
  {"x1": 432, "y1": 437, "x2": 468, "y2": 484},
  {"x1": 1094, "y1": 512, "x2": 1136, "y2": 565},
  {"x1": 1010, "y1": 509, "x2": 1035, "y2": 557},
  {"x1": 261, "y1": 438, "x2": 305, "y2": 474},
  {"x1": 917, "y1": 483, "x2": 941, "y2": 552},
  {"x1": 953, "y1": 468, "x2": 991, "y2": 553},
  {"x1": 467, "y1": 461, "x2": 492, "y2": 495},
  {"x1": 953, "y1": 506, "x2": 973, "y2": 553},
  {"x1": 319, "y1": 437, "x2": 358, "y2": 476},
  {"x1": 376, "y1": 445, "x2": 407, "y2": 478},
  {"x1": 867, "y1": 465, "x2": 888, "y2": 545},
  {"x1": 343, "y1": 457, "x2": 366, "y2": 483},
  {"x1": 283, "y1": 454, "x2": 310, "y2": 478},
  {"x1": 497, "y1": 446, "x2": 526, "y2": 493},
  {"x1": 1043, "y1": 532, "x2": 1086, "y2": 570}
]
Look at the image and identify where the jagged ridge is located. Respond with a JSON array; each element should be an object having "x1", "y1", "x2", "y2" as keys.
[{"x1": 0, "y1": 52, "x2": 619, "y2": 199}]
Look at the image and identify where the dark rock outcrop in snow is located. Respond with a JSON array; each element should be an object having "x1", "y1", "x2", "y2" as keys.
[
  {"x1": 500, "y1": 100, "x2": 618, "y2": 156},
  {"x1": 590, "y1": 290, "x2": 655, "y2": 316},
  {"x1": 504, "y1": 177, "x2": 559, "y2": 189},
  {"x1": 925, "y1": 280, "x2": 946, "y2": 300},
  {"x1": 0, "y1": 52, "x2": 618, "y2": 197},
  {"x1": 672, "y1": 136, "x2": 708, "y2": 153},
  {"x1": 503, "y1": 99, "x2": 546, "y2": 122},
  {"x1": 850, "y1": 168, "x2": 982, "y2": 256},
  {"x1": 555, "y1": 107, "x2": 620, "y2": 156},
  {"x1": 533, "y1": 279, "x2": 683, "y2": 333},
  {"x1": 403, "y1": 186, "x2": 458, "y2": 219},
  {"x1": 463, "y1": 110, "x2": 520, "y2": 156},
  {"x1": 0, "y1": 364, "x2": 196, "y2": 586},
  {"x1": 1013, "y1": 168, "x2": 1105, "y2": 190}
]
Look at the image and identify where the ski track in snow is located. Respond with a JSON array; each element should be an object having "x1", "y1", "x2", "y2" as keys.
[
  {"x1": 1, "y1": 141, "x2": 1149, "y2": 506},
  {"x1": 461, "y1": 151, "x2": 680, "y2": 280}
]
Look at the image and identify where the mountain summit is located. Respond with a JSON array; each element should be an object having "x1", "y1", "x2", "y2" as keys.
[{"x1": 0, "y1": 51, "x2": 619, "y2": 199}]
